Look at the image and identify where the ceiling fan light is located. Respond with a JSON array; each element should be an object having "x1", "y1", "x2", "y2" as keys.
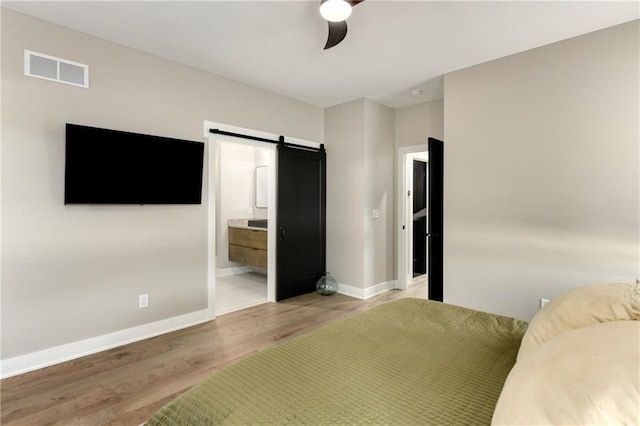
[{"x1": 320, "y1": 0, "x2": 352, "y2": 22}]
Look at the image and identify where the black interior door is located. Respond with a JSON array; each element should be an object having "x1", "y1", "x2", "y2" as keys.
[
  {"x1": 427, "y1": 138, "x2": 444, "y2": 302},
  {"x1": 413, "y1": 160, "x2": 427, "y2": 276},
  {"x1": 276, "y1": 145, "x2": 326, "y2": 301}
]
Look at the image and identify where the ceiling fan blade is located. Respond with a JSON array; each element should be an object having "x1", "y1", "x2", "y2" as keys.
[{"x1": 324, "y1": 20, "x2": 348, "y2": 50}]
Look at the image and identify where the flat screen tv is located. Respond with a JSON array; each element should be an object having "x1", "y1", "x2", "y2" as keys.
[{"x1": 65, "y1": 124, "x2": 205, "y2": 204}]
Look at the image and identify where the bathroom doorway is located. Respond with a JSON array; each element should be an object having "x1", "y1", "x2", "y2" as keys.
[
  {"x1": 205, "y1": 121, "x2": 323, "y2": 317},
  {"x1": 209, "y1": 133, "x2": 276, "y2": 316}
]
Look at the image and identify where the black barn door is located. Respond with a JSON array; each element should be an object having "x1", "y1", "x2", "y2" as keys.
[
  {"x1": 427, "y1": 138, "x2": 444, "y2": 302},
  {"x1": 276, "y1": 145, "x2": 326, "y2": 301}
]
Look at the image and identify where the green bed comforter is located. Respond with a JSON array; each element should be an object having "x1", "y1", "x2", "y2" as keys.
[{"x1": 147, "y1": 298, "x2": 527, "y2": 425}]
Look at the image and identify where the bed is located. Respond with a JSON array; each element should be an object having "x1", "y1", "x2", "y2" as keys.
[
  {"x1": 147, "y1": 283, "x2": 640, "y2": 425},
  {"x1": 146, "y1": 298, "x2": 526, "y2": 425}
]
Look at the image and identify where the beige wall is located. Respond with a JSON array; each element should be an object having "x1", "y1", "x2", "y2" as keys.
[
  {"x1": 325, "y1": 100, "x2": 366, "y2": 289},
  {"x1": 395, "y1": 99, "x2": 444, "y2": 148},
  {"x1": 443, "y1": 20, "x2": 639, "y2": 321},
  {"x1": 325, "y1": 98, "x2": 395, "y2": 291},
  {"x1": 363, "y1": 99, "x2": 395, "y2": 287},
  {"x1": 1, "y1": 9, "x2": 323, "y2": 360}
]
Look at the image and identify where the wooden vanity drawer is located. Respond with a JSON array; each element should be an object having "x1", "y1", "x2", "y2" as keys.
[
  {"x1": 229, "y1": 227, "x2": 267, "y2": 250},
  {"x1": 228, "y1": 227, "x2": 267, "y2": 269},
  {"x1": 229, "y1": 244, "x2": 267, "y2": 269}
]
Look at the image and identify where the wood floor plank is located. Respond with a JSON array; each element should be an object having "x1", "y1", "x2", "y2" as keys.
[{"x1": 1, "y1": 279, "x2": 426, "y2": 425}]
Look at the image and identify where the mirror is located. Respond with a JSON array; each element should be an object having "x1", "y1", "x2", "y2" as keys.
[{"x1": 255, "y1": 166, "x2": 268, "y2": 208}]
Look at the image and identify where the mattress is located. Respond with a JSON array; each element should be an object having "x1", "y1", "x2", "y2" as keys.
[{"x1": 147, "y1": 298, "x2": 527, "y2": 425}]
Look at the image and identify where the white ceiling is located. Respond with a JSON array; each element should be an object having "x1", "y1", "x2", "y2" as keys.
[{"x1": 4, "y1": 0, "x2": 639, "y2": 109}]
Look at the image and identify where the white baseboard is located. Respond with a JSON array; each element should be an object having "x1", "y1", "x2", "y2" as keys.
[
  {"x1": 337, "y1": 280, "x2": 397, "y2": 300},
  {"x1": 0, "y1": 309, "x2": 211, "y2": 379},
  {"x1": 216, "y1": 266, "x2": 253, "y2": 277}
]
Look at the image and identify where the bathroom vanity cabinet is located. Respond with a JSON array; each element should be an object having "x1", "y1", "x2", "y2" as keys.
[{"x1": 228, "y1": 222, "x2": 267, "y2": 269}]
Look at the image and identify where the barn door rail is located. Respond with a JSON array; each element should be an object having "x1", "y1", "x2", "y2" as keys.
[{"x1": 209, "y1": 129, "x2": 325, "y2": 153}]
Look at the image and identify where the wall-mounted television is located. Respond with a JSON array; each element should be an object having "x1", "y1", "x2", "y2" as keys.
[{"x1": 64, "y1": 124, "x2": 205, "y2": 204}]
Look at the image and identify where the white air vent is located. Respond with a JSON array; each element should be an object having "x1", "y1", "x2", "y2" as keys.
[{"x1": 24, "y1": 50, "x2": 89, "y2": 88}]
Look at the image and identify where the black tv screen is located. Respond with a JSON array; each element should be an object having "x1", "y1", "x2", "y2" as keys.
[{"x1": 65, "y1": 124, "x2": 205, "y2": 204}]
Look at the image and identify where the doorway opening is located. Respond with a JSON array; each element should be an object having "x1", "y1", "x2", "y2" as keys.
[
  {"x1": 412, "y1": 157, "x2": 427, "y2": 277},
  {"x1": 396, "y1": 145, "x2": 428, "y2": 293},
  {"x1": 204, "y1": 121, "x2": 323, "y2": 318},
  {"x1": 207, "y1": 130, "x2": 277, "y2": 317},
  {"x1": 214, "y1": 138, "x2": 274, "y2": 315}
]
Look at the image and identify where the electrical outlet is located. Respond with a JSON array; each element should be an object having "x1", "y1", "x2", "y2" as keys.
[
  {"x1": 139, "y1": 294, "x2": 149, "y2": 308},
  {"x1": 539, "y1": 298, "x2": 549, "y2": 309}
]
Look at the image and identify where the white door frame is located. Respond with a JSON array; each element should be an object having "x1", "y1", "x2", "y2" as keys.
[
  {"x1": 396, "y1": 144, "x2": 428, "y2": 291},
  {"x1": 203, "y1": 121, "x2": 320, "y2": 318}
]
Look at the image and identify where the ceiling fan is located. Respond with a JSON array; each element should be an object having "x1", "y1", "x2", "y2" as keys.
[{"x1": 319, "y1": 0, "x2": 366, "y2": 50}]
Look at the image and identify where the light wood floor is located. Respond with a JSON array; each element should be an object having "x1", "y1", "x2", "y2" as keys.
[{"x1": 1, "y1": 277, "x2": 427, "y2": 425}]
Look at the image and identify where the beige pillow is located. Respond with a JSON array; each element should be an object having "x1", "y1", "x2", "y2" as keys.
[
  {"x1": 518, "y1": 283, "x2": 640, "y2": 359},
  {"x1": 493, "y1": 320, "x2": 640, "y2": 426}
]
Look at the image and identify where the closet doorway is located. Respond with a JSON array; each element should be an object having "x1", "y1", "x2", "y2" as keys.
[
  {"x1": 396, "y1": 145, "x2": 428, "y2": 293},
  {"x1": 412, "y1": 159, "x2": 427, "y2": 277}
]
